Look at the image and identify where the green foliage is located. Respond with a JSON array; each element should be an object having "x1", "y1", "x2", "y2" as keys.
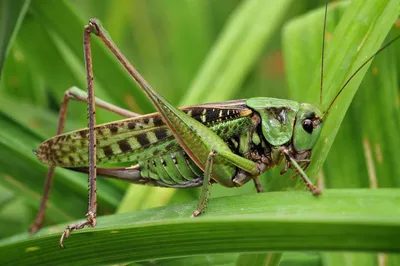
[
  {"x1": 1, "y1": 190, "x2": 400, "y2": 265},
  {"x1": 0, "y1": 0, "x2": 399, "y2": 265}
]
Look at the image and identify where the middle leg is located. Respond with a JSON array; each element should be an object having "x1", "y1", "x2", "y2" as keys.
[{"x1": 192, "y1": 150, "x2": 217, "y2": 217}]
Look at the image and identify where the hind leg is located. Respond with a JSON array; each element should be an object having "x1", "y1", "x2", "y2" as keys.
[{"x1": 29, "y1": 86, "x2": 140, "y2": 234}]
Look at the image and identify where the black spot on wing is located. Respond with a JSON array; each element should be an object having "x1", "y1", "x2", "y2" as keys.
[
  {"x1": 155, "y1": 128, "x2": 168, "y2": 140},
  {"x1": 117, "y1": 139, "x2": 132, "y2": 153},
  {"x1": 109, "y1": 124, "x2": 119, "y2": 134},
  {"x1": 137, "y1": 133, "x2": 150, "y2": 147},
  {"x1": 103, "y1": 146, "x2": 114, "y2": 157},
  {"x1": 79, "y1": 130, "x2": 87, "y2": 138},
  {"x1": 190, "y1": 108, "x2": 204, "y2": 118},
  {"x1": 153, "y1": 117, "x2": 164, "y2": 127},
  {"x1": 127, "y1": 122, "x2": 135, "y2": 130},
  {"x1": 205, "y1": 109, "x2": 219, "y2": 122}
]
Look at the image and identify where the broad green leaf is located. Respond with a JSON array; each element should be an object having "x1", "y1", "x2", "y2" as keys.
[
  {"x1": 284, "y1": 0, "x2": 400, "y2": 185},
  {"x1": 310, "y1": 0, "x2": 399, "y2": 179},
  {"x1": 0, "y1": 189, "x2": 399, "y2": 265}
]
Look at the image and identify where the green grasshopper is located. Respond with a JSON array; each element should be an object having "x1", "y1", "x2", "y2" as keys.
[{"x1": 29, "y1": 0, "x2": 400, "y2": 248}]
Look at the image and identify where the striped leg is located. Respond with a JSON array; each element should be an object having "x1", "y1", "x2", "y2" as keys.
[
  {"x1": 59, "y1": 23, "x2": 100, "y2": 248},
  {"x1": 30, "y1": 87, "x2": 139, "y2": 236},
  {"x1": 282, "y1": 149, "x2": 320, "y2": 196},
  {"x1": 192, "y1": 150, "x2": 216, "y2": 217},
  {"x1": 191, "y1": 149, "x2": 264, "y2": 217}
]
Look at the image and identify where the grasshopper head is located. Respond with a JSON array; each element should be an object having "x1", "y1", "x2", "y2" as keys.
[{"x1": 293, "y1": 103, "x2": 323, "y2": 151}]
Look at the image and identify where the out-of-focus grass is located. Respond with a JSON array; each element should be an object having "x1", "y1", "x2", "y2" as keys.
[{"x1": 0, "y1": 0, "x2": 399, "y2": 265}]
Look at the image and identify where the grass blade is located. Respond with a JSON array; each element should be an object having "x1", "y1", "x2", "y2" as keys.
[
  {"x1": 0, "y1": 0, "x2": 30, "y2": 75},
  {"x1": 182, "y1": 0, "x2": 293, "y2": 104},
  {"x1": 1, "y1": 189, "x2": 399, "y2": 265},
  {"x1": 283, "y1": 0, "x2": 400, "y2": 181}
]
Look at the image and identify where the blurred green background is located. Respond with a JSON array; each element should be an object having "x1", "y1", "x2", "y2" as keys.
[{"x1": 0, "y1": 0, "x2": 400, "y2": 265}]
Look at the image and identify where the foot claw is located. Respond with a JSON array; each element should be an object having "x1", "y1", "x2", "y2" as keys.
[
  {"x1": 59, "y1": 226, "x2": 71, "y2": 248},
  {"x1": 312, "y1": 188, "x2": 321, "y2": 196},
  {"x1": 191, "y1": 210, "x2": 201, "y2": 217},
  {"x1": 29, "y1": 222, "x2": 42, "y2": 235},
  {"x1": 309, "y1": 185, "x2": 321, "y2": 196},
  {"x1": 59, "y1": 214, "x2": 96, "y2": 248}
]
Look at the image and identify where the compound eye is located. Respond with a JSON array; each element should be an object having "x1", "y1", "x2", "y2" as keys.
[{"x1": 302, "y1": 119, "x2": 313, "y2": 134}]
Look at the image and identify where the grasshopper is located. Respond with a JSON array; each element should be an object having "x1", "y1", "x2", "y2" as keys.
[{"x1": 29, "y1": 0, "x2": 400, "y2": 248}]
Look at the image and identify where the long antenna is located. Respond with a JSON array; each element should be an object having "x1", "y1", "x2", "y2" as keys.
[
  {"x1": 320, "y1": 0, "x2": 328, "y2": 107},
  {"x1": 322, "y1": 33, "x2": 400, "y2": 119}
]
